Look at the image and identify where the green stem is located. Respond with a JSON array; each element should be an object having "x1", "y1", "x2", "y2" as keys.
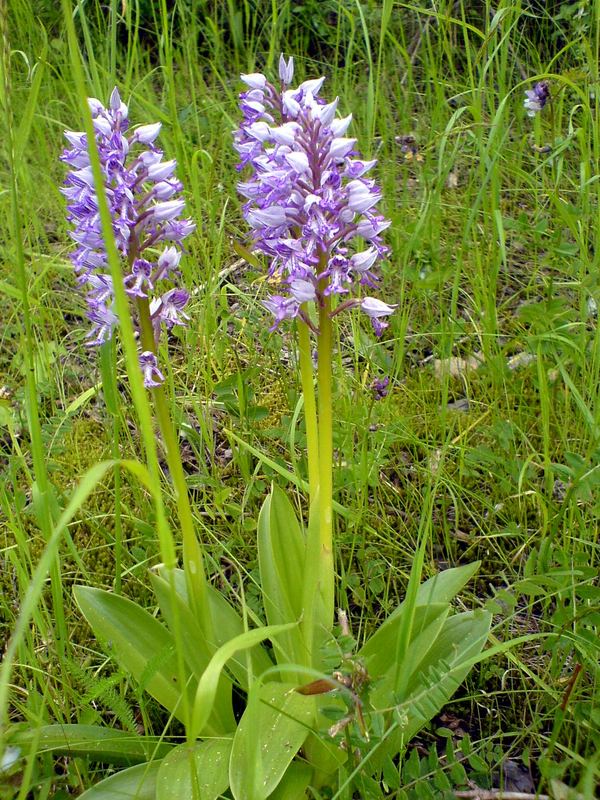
[
  {"x1": 317, "y1": 294, "x2": 334, "y2": 632},
  {"x1": 136, "y1": 298, "x2": 213, "y2": 639},
  {"x1": 297, "y1": 318, "x2": 319, "y2": 502}
]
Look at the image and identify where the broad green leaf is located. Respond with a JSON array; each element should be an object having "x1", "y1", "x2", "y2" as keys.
[
  {"x1": 229, "y1": 682, "x2": 313, "y2": 800},
  {"x1": 150, "y1": 571, "x2": 235, "y2": 735},
  {"x1": 368, "y1": 609, "x2": 492, "y2": 773},
  {"x1": 369, "y1": 608, "x2": 450, "y2": 709},
  {"x1": 258, "y1": 486, "x2": 307, "y2": 667},
  {"x1": 155, "y1": 566, "x2": 272, "y2": 688},
  {"x1": 9, "y1": 724, "x2": 172, "y2": 765},
  {"x1": 360, "y1": 603, "x2": 448, "y2": 678},
  {"x1": 359, "y1": 563, "x2": 481, "y2": 670},
  {"x1": 78, "y1": 761, "x2": 160, "y2": 799},
  {"x1": 268, "y1": 760, "x2": 313, "y2": 799},
  {"x1": 401, "y1": 610, "x2": 492, "y2": 742},
  {"x1": 405, "y1": 609, "x2": 492, "y2": 702},
  {"x1": 303, "y1": 730, "x2": 347, "y2": 778},
  {"x1": 208, "y1": 584, "x2": 274, "y2": 685},
  {"x1": 156, "y1": 738, "x2": 233, "y2": 800},
  {"x1": 415, "y1": 563, "x2": 481, "y2": 606},
  {"x1": 190, "y1": 622, "x2": 298, "y2": 741},
  {"x1": 74, "y1": 586, "x2": 192, "y2": 724}
]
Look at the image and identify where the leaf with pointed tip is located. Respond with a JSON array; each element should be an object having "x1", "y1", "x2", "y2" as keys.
[
  {"x1": 359, "y1": 563, "x2": 481, "y2": 674},
  {"x1": 369, "y1": 607, "x2": 450, "y2": 709},
  {"x1": 367, "y1": 609, "x2": 492, "y2": 774},
  {"x1": 257, "y1": 486, "x2": 307, "y2": 667},
  {"x1": 405, "y1": 609, "x2": 492, "y2": 704},
  {"x1": 150, "y1": 571, "x2": 235, "y2": 735},
  {"x1": 155, "y1": 566, "x2": 272, "y2": 689},
  {"x1": 74, "y1": 586, "x2": 192, "y2": 724},
  {"x1": 360, "y1": 603, "x2": 448, "y2": 678},
  {"x1": 9, "y1": 724, "x2": 172, "y2": 765}
]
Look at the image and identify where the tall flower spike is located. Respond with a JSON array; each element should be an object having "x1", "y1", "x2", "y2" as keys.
[
  {"x1": 62, "y1": 88, "x2": 195, "y2": 387},
  {"x1": 234, "y1": 58, "x2": 395, "y2": 336}
]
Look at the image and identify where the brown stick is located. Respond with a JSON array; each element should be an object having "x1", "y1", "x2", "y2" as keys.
[{"x1": 560, "y1": 662, "x2": 582, "y2": 712}]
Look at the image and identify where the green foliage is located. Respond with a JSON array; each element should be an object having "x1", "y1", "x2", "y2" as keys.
[
  {"x1": 156, "y1": 739, "x2": 232, "y2": 800},
  {"x1": 229, "y1": 682, "x2": 313, "y2": 800},
  {"x1": 78, "y1": 761, "x2": 161, "y2": 800},
  {"x1": 257, "y1": 484, "x2": 307, "y2": 669},
  {"x1": 73, "y1": 587, "x2": 196, "y2": 726},
  {"x1": 3, "y1": 0, "x2": 600, "y2": 796},
  {"x1": 9, "y1": 724, "x2": 173, "y2": 765}
]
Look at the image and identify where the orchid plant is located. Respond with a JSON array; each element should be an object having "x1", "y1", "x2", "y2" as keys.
[{"x1": 12, "y1": 64, "x2": 491, "y2": 799}]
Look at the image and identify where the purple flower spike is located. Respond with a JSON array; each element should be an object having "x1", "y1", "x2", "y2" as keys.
[
  {"x1": 524, "y1": 81, "x2": 550, "y2": 117},
  {"x1": 62, "y1": 87, "x2": 195, "y2": 387},
  {"x1": 234, "y1": 57, "x2": 395, "y2": 336}
]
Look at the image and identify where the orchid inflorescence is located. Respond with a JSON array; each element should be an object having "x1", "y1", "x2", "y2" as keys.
[
  {"x1": 57, "y1": 63, "x2": 493, "y2": 800},
  {"x1": 61, "y1": 88, "x2": 194, "y2": 386},
  {"x1": 234, "y1": 56, "x2": 396, "y2": 336}
]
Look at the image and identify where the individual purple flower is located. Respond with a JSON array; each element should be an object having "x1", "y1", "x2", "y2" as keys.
[
  {"x1": 360, "y1": 297, "x2": 397, "y2": 336},
  {"x1": 62, "y1": 87, "x2": 195, "y2": 387},
  {"x1": 371, "y1": 376, "x2": 389, "y2": 401},
  {"x1": 234, "y1": 59, "x2": 395, "y2": 336},
  {"x1": 524, "y1": 81, "x2": 550, "y2": 117},
  {"x1": 139, "y1": 351, "x2": 164, "y2": 389}
]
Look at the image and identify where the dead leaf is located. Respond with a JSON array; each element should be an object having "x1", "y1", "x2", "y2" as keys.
[{"x1": 446, "y1": 170, "x2": 459, "y2": 188}]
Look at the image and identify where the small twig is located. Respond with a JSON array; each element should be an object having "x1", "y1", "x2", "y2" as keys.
[
  {"x1": 455, "y1": 792, "x2": 549, "y2": 800},
  {"x1": 560, "y1": 662, "x2": 582, "y2": 711}
]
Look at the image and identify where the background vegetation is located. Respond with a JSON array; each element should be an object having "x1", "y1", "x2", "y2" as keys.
[{"x1": 1, "y1": 0, "x2": 598, "y2": 797}]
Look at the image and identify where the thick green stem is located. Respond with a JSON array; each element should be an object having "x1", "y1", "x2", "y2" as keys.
[
  {"x1": 136, "y1": 298, "x2": 212, "y2": 639},
  {"x1": 317, "y1": 294, "x2": 335, "y2": 632},
  {"x1": 297, "y1": 318, "x2": 319, "y2": 502}
]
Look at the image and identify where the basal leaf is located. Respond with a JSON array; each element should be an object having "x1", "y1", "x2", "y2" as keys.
[
  {"x1": 9, "y1": 724, "x2": 172, "y2": 765},
  {"x1": 404, "y1": 609, "x2": 492, "y2": 701},
  {"x1": 267, "y1": 760, "x2": 313, "y2": 799},
  {"x1": 369, "y1": 609, "x2": 492, "y2": 773},
  {"x1": 369, "y1": 608, "x2": 450, "y2": 709},
  {"x1": 156, "y1": 738, "x2": 233, "y2": 800},
  {"x1": 77, "y1": 761, "x2": 160, "y2": 799},
  {"x1": 229, "y1": 682, "x2": 313, "y2": 800},
  {"x1": 359, "y1": 562, "x2": 481, "y2": 673},
  {"x1": 190, "y1": 622, "x2": 298, "y2": 741},
  {"x1": 415, "y1": 563, "x2": 481, "y2": 606},
  {"x1": 258, "y1": 486, "x2": 307, "y2": 667},
  {"x1": 74, "y1": 586, "x2": 192, "y2": 723},
  {"x1": 156, "y1": 566, "x2": 272, "y2": 689},
  {"x1": 150, "y1": 571, "x2": 235, "y2": 735},
  {"x1": 360, "y1": 602, "x2": 448, "y2": 678}
]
